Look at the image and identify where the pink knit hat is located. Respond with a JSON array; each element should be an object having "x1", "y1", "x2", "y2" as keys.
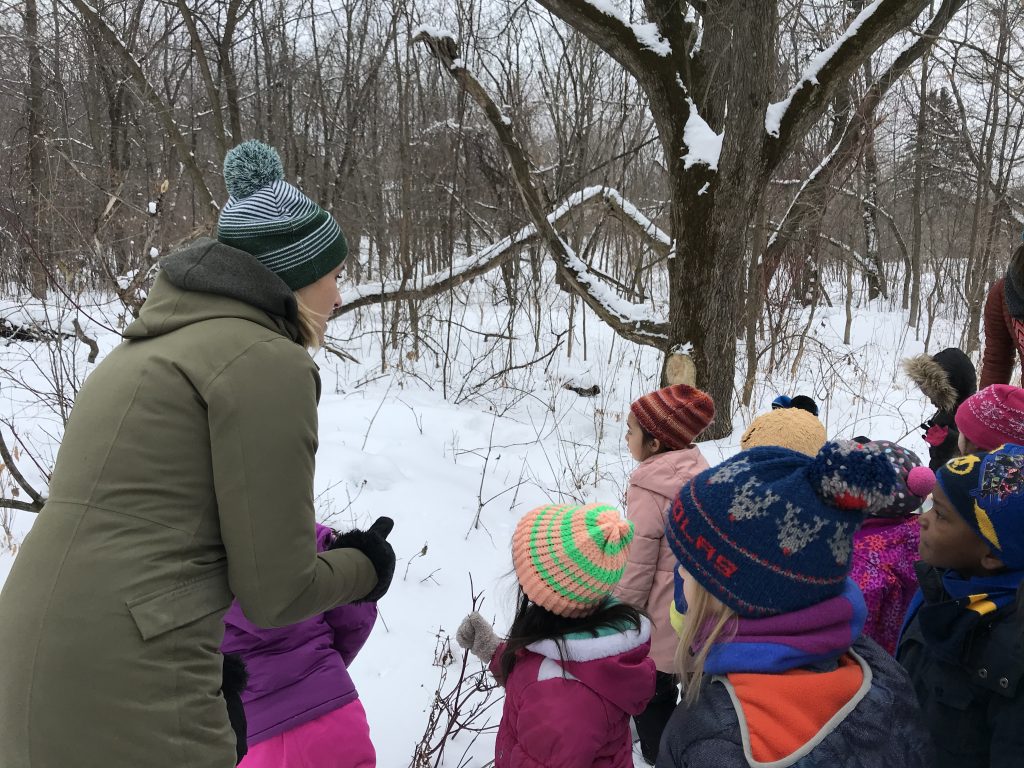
[
  {"x1": 955, "y1": 384, "x2": 1024, "y2": 451},
  {"x1": 630, "y1": 384, "x2": 715, "y2": 450},
  {"x1": 511, "y1": 503, "x2": 634, "y2": 618}
]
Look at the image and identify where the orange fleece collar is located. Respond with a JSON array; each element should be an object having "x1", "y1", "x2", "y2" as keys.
[{"x1": 715, "y1": 649, "x2": 871, "y2": 767}]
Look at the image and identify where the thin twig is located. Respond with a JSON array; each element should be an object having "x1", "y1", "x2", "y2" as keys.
[{"x1": 0, "y1": 427, "x2": 44, "y2": 510}]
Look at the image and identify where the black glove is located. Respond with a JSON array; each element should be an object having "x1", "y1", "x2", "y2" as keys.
[
  {"x1": 329, "y1": 516, "x2": 396, "y2": 602},
  {"x1": 221, "y1": 653, "x2": 249, "y2": 764}
]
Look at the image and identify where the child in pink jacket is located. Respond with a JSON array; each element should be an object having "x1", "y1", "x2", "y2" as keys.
[
  {"x1": 457, "y1": 503, "x2": 656, "y2": 768},
  {"x1": 849, "y1": 440, "x2": 935, "y2": 654},
  {"x1": 616, "y1": 384, "x2": 714, "y2": 765}
]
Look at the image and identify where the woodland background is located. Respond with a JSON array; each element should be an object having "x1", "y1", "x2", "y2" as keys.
[{"x1": 0, "y1": 0, "x2": 1021, "y2": 436}]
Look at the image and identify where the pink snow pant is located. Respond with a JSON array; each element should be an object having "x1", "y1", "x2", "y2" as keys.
[{"x1": 239, "y1": 700, "x2": 375, "y2": 768}]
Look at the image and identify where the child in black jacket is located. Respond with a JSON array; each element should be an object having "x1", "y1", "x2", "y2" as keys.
[
  {"x1": 898, "y1": 445, "x2": 1024, "y2": 768},
  {"x1": 903, "y1": 348, "x2": 977, "y2": 470}
]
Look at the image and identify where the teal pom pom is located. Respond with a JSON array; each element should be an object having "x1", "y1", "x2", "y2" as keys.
[{"x1": 223, "y1": 140, "x2": 284, "y2": 199}]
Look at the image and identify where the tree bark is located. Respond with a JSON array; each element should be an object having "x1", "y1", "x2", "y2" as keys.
[
  {"x1": 25, "y1": 0, "x2": 49, "y2": 298},
  {"x1": 909, "y1": 52, "x2": 929, "y2": 328}
]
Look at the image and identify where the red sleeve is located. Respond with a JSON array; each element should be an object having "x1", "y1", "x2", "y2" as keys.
[{"x1": 981, "y1": 279, "x2": 1016, "y2": 388}]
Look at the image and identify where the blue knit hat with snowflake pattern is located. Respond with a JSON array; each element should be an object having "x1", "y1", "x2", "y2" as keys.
[
  {"x1": 217, "y1": 140, "x2": 347, "y2": 290},
  {"x1": 665, "y1": 441, "x2": 899, "y2": 617}
]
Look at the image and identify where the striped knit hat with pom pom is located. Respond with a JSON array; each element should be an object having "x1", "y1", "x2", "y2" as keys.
[
  {"x1": 631, "y1": 384, "x2": 715, "y2": 450},
  {"x1": 666, "y1": 441, "x2": 899, "y2": 617},
  {"x1": 217, "y1": 140, "x2": 348, "y2": 290},
  {"x1": 512, "y1": 503, "x2": 634, "y2": 618}
]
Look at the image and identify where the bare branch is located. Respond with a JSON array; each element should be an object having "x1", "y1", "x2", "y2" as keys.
[
  {"x1": 0, "y1": 428, "x2": 45, "y2": 511},
  {"x1": 72, "y1": 319, "x2": 99, "y2": 364},
  {"x1": 63, "y1": 0, "x2": 218, "y2": 220},
  {"x1": 412, "y1": 30, "x2": 668, "y2": 348},
  {"x1": 766, "y1": 0, "x2": 961, "y2": 168},
  {"x1": 761, "y1": 0, "x2": 967, "y2": 279},
  {"x1": 0, "y1": 498, "x2": 44, "y2": 514}
]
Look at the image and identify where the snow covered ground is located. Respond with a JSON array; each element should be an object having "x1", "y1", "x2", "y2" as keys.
[{"x1": 0, "y1": 268, "x2": 964, "y2": 766}]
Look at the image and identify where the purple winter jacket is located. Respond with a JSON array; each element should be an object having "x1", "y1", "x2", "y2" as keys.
[{"x1": 221, "y1": 524, "x2": 377, "y2": 746}]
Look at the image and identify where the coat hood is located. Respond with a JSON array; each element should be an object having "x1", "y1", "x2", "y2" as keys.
[
  {"x1": 124, "y1": 238, "x2": 300, "y2": 342},
  {"x1": 525, "y1": 615, "x2": 654, "y2": 715},
  {"x1": 902, "y1": 348, "x2": 977, "y2": 412},
  {"x1": 630, "y1": 448, "x2": 710, "y2": 499}
]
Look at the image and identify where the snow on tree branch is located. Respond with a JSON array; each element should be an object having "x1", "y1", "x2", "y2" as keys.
[
  {"x1": 764, "y1": 0, "x2": 940, "y2": 167},
  {"x1": 412, "y1": 27, "x2": 668, "y2": 347},
  {"x1": 564, "y1": 187, "x2": 671, "y2": 253},
  {"x1": 765, "y1": 0, "x2": 885, "y2": 138},
  {"x1": 338, "y1": 186, "x2": 670, "y2": 315},
  {"x1": 579, "y1": 0, "x2": 671, "y2": 56},
  {"x1": 761, "y1": 0, "x2": 967, "y2": 279},
  {"x1": 531, "y1": 0, "x2": 672, "y2": 88},
  {"x1": 682, "y1": 100, "x2": 723, "y2": 171}
]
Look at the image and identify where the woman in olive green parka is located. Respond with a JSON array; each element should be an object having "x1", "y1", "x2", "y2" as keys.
[{"x1": 0, "y1": 142, "x2": 391, "y2": 768}]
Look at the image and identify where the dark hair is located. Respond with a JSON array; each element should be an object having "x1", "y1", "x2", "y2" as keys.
[
  {"x1": 639, "y1": 424, "x2": 673, "y2": 454},
  {"x1": 789, "y1": 395, "x2": 820, "y2": 417},
  {"x1": 498, "y1": 588, "x2": 645, "y2": 681}
]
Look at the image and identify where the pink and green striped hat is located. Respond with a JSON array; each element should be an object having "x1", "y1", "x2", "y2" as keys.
[{"x1": 511, "y1": 503, "x2": 634, "y2": 618}]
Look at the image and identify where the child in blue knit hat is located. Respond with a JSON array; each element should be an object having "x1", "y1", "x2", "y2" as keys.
[
  {"x1": 897, "y1": 445, "x2": 1024, "y2": 768},
  {"x1": 657, "y1": 441, "x2": 932, "y2": 768}
]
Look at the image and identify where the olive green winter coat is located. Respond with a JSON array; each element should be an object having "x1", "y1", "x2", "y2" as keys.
[{"x1": 0, "y1": 239, "x2": 377, "y2": 768}]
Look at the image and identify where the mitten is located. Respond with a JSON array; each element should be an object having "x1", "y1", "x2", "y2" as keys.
[
  {"x1": 329, "y1": 516, "x2": 396, "y2": 602},
  {"x1": 221, "y1": 653, "x2": 249, "y2": 765},
  {"x1": 456, "y1": 611, "x2": 501, "y2": 663}
]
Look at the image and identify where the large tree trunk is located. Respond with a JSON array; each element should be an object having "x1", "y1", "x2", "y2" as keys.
[{"x1": 668, "y1": 0, "x2": 776, "y2": 438}]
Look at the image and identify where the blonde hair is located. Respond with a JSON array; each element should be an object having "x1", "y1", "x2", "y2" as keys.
[
  {"x1": 294, "y1": 297, "x2": 324, "y2": 350},
  {"x1": 675, "y1": 579, "x2": 738, "y2": 706}
]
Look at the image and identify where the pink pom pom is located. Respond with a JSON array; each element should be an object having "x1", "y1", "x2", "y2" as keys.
[{"x1": 907, "y1": 466, "x2": 936, "y2": 498}]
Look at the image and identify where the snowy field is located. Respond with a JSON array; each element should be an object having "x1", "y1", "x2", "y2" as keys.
[{"x1": 0, "y1": 266, "x2": 964, "y2": 766}]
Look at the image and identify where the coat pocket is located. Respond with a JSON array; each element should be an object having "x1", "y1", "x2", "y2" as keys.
[{"x1": 126, "y1": 568, "x2": 233, "y2": 641}]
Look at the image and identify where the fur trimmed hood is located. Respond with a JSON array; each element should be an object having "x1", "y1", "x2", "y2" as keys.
[{"x1": 903, "y1": 348, "x2": 977, "y2": 412}]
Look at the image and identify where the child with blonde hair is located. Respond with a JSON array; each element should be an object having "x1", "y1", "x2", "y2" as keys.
[{"x1": 657, "y1": 442, "x2": 931, "y2": 768}]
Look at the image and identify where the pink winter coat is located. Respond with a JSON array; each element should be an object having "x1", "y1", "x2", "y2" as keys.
[
  {"x1": 614, "y1": 448, "x2": 709, "y2": 671},
  {"x1": 489, "y1": 616, "x2": 656, "y2": 768},
  {"x1": 850, "y1": 517, "x2": 921, "y2": 654}
]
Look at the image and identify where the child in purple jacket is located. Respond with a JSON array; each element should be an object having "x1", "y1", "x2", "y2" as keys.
[{"x1": 222, "y1": 522, "x2": 379, "y2": 767}]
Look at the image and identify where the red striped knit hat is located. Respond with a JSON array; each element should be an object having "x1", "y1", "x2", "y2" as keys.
[
  {"x1": 631, "y1": 384, "x2": 715, "y2": 450},
  {"x1": 512, "y1": 503, "x2": 634, "y2": 618}
]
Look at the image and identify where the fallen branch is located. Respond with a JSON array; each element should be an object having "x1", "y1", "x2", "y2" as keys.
[{"x1": 0, "y1": 317, "x2": 73, "y2": 343}]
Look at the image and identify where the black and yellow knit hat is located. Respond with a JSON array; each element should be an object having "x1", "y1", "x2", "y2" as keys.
[{"x1": 217, "y1": 140, "x2": 347, "y2": 290}]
